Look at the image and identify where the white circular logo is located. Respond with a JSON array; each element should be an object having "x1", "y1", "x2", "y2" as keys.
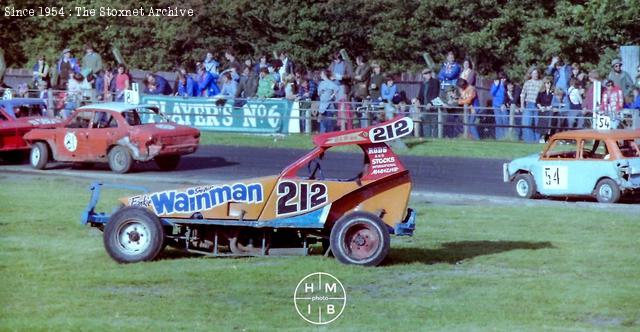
[
  {"x1": 64, "y1": 132, "x2": 78, "y2": 152},
  {"x1": 155, "y1": 124, "x2": 175, "y2": 130},
  {"x1": 294, "y1": 272, "x2": 346, "y2": 325}
]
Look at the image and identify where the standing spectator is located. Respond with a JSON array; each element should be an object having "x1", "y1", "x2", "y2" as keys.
[
  {"x1": 438, "y1": 51, "x2": 461, "y2": 89},
  {"x1": 329, "y1": 52, "x2": 353, "y2": 81},
  {"x1": 583, "y1": 70, "x2": 601, "y2": 112},
  {"x1": 536, "y1": 77, "x2": 554, "y2": 142},
  {"x1": 32, "y1": 55, "x2": 50, "y2": 89},
  {"x1": 491, "y1": 71, "x2": 508, "y2": 140},
  {"x1": 296, "y1": 77, "x2": 315, "y2": 132},
  {"x1": 566, "y1": 78, "x2": 584, "y2": 129},
  {"x1": 175, "y1": 67, "x2": 198, "y2": 97},
  {"x1": 352, "y1": 56, "x2": 370, "y2": 103},
  {"x1": 607, "y1": 58, "x2": 634, "y2": 97},
  {"x1": 417, "y1": 68, "x2": 440, "y2": 137},
  {"x1": 256, "y1": 67, "x2": 276, "y2": 98},
  {"x1": 223, "y1": 49, "x2": 242, "y2": 81},
  {"x1": 65, "y1": 73, "x2": 88, "y2": 117},
  {"x1": 504, "y1": 80, "x2": 522, "y2": 140},
  {"x1": 630, "y1": 87, "x2": 640, "y2": 110},
  {"x1": 381, "y1": 77, "x2": 397, "y2": 103},
  {"x1": 318, "y1": 70, "x2": 339, "y2": 133},
  {"x1": 546, "y1": 56, "x2": 571, "y2": 93},
  {"x1": 283, "y1": 74, "x2": 297, "y2": 101},
  {"x1": 102, "y1": 65, "x2": 114, "y2": 101},
  {"x1": 203, "y1": 52, "x2": 219, "y2": 75},
  {"x1": 635, "y1": 65, "x2": 640, "y2": 89},
  {"x1": 456, "y1": 78, "x2": 480, "y2": 140},
  {"x1": 57, "y1": 48, "x2": 80, "y2": 89},
  {"x1": 277, "y1": 51, "x2": 296, "y2": 82},
  {"x1": 336, "y1": 76, "x2": 353, "y2": 130},
  {"x1": 520, "y1": 67, "x2": 544, "y2": 143},
  {"x1": 144, "y1": 72, "x2": 173, "y2": 95},
  {"x1": 235, "y1": 66, "x2": 259, "y2": 99},
  {"x1": 570, "y1": 63, "x2": 587, "y2": 88},
  {"x1": 214, "y1": 72, "x2": 237, "y2": 103},
  {"x1": 601, "y1": 79, "x2": 624, "y2": 128},
  {"x1": 368, "y1": 62, "x2": 384, "y2": 101},
  {"x1": 114, "y1": 64, "x2": 129, "y2": 102},
  {"x1": 254, "y1": 54, "x2": 269, "y2": 75},
  {"x1": 81, "y1": 43, "x2": 103, "y2": 77},
  {"x1": 460, "y1": 58, "x2": 477, "y2": 86},
  {"x1": 195, "y1": 64, "x2": 219, "y2": 97}
]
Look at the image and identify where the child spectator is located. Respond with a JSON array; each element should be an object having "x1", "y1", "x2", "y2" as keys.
[
  {"x1": 114, "y1": 64, "x2": 130, "y2": 101},
  {"x1": 551, "y1": 88, "x2": 568, "y2": 133},
  {"x1": 256, "y1": 67, "x2": 275, "y2": 98},
  {"x1": 536, "y1": 77, "x2": 554, "y2": 142},
  {"x1": 381, "y1": 77, "x2": 397, "y2": 103}
]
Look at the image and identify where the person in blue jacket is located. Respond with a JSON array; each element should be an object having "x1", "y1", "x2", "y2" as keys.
[
  {"x1": 175, "y1": 67, "x2": 198, "y2": 97},
  {"x1": 144, "y1": 73, "x2": 173, "y2": 95},
  {"x1": 438, "y1": 51, "x2": 461, "y2": 89},
  {"x1": 196, "y1": 64, "x2": 220, "y2": 97},
  {"x1": 491, "y1": 71, "x2": 508, "y2": 139}
]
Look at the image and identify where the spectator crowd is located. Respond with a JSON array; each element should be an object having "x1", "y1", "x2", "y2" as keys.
[{"x1": 13, "y1": 44, "x2": 640, "y2": 141}]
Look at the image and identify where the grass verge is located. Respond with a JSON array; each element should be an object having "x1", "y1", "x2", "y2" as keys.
[
  {"x1": 1, "y1": 174, "x2": 638, "y2": 331},
  {"x1": 199, "y1": 132, "x2": 543, "y2": 159}
]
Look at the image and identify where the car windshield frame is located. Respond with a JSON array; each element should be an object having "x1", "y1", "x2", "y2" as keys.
[{"x1": 121, "y1": 106, "x2": 170, "y2": 126}]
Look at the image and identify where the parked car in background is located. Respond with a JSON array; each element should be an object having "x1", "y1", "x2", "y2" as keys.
[
  {"x1": 23, "y1": 102, "x2": 200, "y2": 173},
  {"x1": 504, "y1": 129, "x2": 640, "y2": 203},
  {"x1": 0, "y1": 98, "x2": 60, "y2": 162}
]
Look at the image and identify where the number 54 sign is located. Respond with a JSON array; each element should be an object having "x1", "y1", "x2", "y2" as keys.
[
  {"x1": 542, "y1": 166, "x2": 568, "y2": 190},
  {"x1": 593, "y1": 113, "x2": 612, "y2": 130}
]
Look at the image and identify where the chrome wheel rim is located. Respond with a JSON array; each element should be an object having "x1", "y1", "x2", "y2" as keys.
[
  {"x1": 116, "y1": 220, "x2": 151, "y2": 254},
  {"x1": 31, "y1": 147, "x2": 41, "y2": 166},
  {"x1": 598, "y1": 184, "x2": 612, "y2": 201},
  {"x1": 516, "y1": 179, "x2": 529, "y2": 197}
]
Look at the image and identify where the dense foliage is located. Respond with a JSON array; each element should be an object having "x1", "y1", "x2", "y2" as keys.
[{"x1": 1, "y1": 0, "x2": 638, "y2": 80}]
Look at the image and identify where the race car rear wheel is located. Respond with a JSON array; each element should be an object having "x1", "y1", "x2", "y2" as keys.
[
  {"x1": 595, "y1": 178, "x2": 620, "y2": 203},
  {"x1": 155, "y1": 155, "x2": 181, "y2": 171},
  {"x1": 514, "y1": 173, "x2": 536, "y2": 199},
  {"x1": 104, "y1": 206, "x2": 165, "y2": 263},
  {"x1": 108, "y1": 146, "x2": 133, "y2": 173},
  {"x1": 30, "y1": 142, "x2": 49, "y2": 169},
  {"x1": 330, "y1": 212, "x2": 390, "y2": 266}
]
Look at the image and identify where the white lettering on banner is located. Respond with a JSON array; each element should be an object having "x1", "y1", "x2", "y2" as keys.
[{"x1": 145, "y1": 98, "x2": 284, "y2": 129}]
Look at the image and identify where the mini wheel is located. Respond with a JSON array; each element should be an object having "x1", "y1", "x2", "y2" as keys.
[
  {"x1": 30, "y1": 142, "x2": 49, "y2": 169},
  {"x1": 513, "y1": 173, "x2": 536, "y2": 199},
  {"x1": 108, "y1": 146, "x2": 133, "y2": 173},
  {"x1": 594, "y1": 178, "x2": 620, "y2": 203},
  {"x1": 330, "y1": 212, "x2": 390, "y2": 266},
  {"x1": 103, "y1": 206, "x2": 165, "y2": 263},
  {"x1": 155, "y1": 155, "x2": 181, "y2": 171}
]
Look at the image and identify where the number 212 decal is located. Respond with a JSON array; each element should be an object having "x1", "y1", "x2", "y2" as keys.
[
  {"x1": 277, "y1": 181, "x2": 328, "y2": 216},
  {"x1": 369, "y1": 117, "x2": 414, "y2": 143}
]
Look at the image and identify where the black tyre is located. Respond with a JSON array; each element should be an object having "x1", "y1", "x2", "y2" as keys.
[
  {"x1": 108, "y1": 146, "x2": 133, "y2": 173},
  {"x1": 594, "y1": 178, "x2": 621, "y2": 203},
  {"x1": 513, "y1": 173, "x2": 536, "y2": 199},
  {"x1": 330, "y1": 212, "x2": 390, "y2": 266},
  {"x1": 155, "y1": 155, "x2": 181, "y2": 171},
  {"x1": 103, "y1": 206, "x2": 165, "y2": 263},
  {"x1": 30, "y1": 142, "x2": 49, "y2": 169}
]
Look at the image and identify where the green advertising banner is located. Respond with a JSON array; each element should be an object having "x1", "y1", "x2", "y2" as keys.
[{"x1": 140, "y1": 95, "x2": 300, "y2": 134}]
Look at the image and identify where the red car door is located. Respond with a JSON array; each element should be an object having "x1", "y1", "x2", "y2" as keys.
[{"x1": 55, "y1": 111, "x2": 94, "y2": 161}]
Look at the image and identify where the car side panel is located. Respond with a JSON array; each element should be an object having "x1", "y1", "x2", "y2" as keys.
[{"x1": 535, "y1": 160, "x2": 618, "y2": 196}]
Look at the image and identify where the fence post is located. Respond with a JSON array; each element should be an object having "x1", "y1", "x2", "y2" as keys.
[
  {"x1": 305, "y1": 103, "x2": 313, "y2": 134},
  {"x1": 508, "y1": 105, "x2": 515, "y2": 139},
  {"x1": 633, "y1": 108, "x2": 639, "y2": 130},
  {"x1": 46, "y1": 88, "x2": 54, "y2": 117},
  {"x1": 437, "y1": 107, "x2": 443, "y2": 138},
  {"x1": 463, "y1": 105, "x2": 469, "y2": 138}
]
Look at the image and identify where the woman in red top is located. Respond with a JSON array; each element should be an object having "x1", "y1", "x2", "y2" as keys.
[{"x1": 114, "y1": 64, "x2": 130, "y2": 102}]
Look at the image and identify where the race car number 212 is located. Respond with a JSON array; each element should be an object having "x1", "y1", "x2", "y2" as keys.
[{"x1": 277, "y1": 181, "x2": 328, "y2": 216}]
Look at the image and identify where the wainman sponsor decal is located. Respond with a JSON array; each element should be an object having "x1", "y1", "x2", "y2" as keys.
[{"x1": 129, "y1": 183, "x2": 264, "y2": 215}]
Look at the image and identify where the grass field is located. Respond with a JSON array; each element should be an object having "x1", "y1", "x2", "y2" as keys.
[
  {"x1": 1, "y1": 175, "x2": 639, "y2": 331},
  {"x1": 199, "y1": 132, "x2": 543, "y2": 159}
]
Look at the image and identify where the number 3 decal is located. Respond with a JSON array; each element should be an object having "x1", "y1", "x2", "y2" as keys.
[
  {"x1": 276, "y1": 181, "x2": 328, "y2": 216},
  {"x1": 369, "y1": 117, "x2": 414, "y2": 143}
]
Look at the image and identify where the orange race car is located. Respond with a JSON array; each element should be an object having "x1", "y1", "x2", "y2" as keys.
[{"x1": 82, "y1": 117, "x2": 416, "y2": 266}]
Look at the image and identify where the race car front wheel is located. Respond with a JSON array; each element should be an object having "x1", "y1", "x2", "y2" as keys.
[
  {"x1": 330, "y1": 212, "x2": 390, "y2": 266},
  {"x1": 103, "y1": 206, "x2": 165, "y2": 263},
  {"x1": 30, "y1": 142, "x2": 49, "y2": 169},
  {"x1": 514, "y1": 173, "x2": 536, "y2": 199},
  {"x1": 108, "y1": 146, "x2": 133, "y2": 173}
]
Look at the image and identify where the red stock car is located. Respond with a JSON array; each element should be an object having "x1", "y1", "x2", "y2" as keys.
[
  {"x1": 0, "y1": 98, "x2": 61, "y2": 162},
  {"x1": 24, "y1": 103, "x2": 200, "y2": 173}
]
